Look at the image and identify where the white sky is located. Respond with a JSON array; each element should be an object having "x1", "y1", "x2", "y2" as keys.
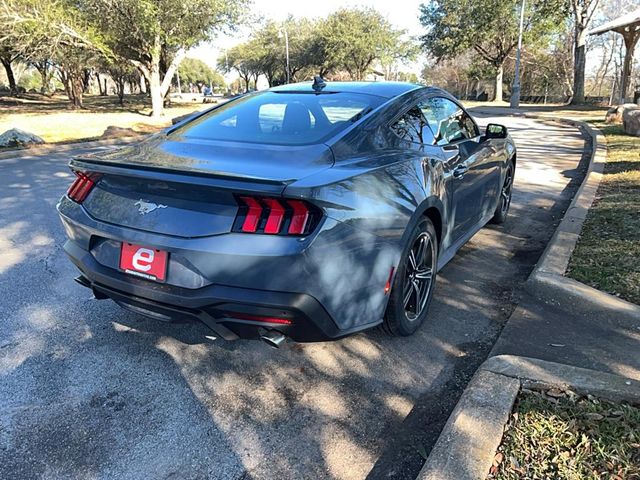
[{"x1": 189, "y1": 0, "x2": 425, "y2": 73}]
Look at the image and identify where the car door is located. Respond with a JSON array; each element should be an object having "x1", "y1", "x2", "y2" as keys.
[{"x1": 419, "y1": 97, "x2": 498, "y2": 242}]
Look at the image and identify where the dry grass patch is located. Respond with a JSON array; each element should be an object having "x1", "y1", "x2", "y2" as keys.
[
  {"x1": 0, "y1": 93, "x2": 210, "y2": 144},
  {"x1": 491, "y1": 389, "x2": 640, "y2": 480}
]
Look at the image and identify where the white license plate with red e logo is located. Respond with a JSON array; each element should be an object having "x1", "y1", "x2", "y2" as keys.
[{"x1": 120, "y1": 243, "x2": 168, "y2": 282}]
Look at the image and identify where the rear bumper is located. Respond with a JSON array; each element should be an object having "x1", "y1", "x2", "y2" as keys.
[{"x1": 64, "y1": 240, "x2": 377, "y2": 342}]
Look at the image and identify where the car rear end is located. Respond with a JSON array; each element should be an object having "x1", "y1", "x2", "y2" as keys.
[{"x1": 58, "y1": 88, "x2": 390, "y2": 343}]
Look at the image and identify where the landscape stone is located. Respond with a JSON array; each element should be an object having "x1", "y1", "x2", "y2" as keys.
[
  {"x1": 623, "y1": 108, "x2": 640, "y2": 136},
  {"x1": 0, "y1": 128, "x2": 45, "y2": 148}
]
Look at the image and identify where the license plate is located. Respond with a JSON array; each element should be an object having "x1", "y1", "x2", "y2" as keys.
[{"x1": 119, "y1": 243, "x2": 168, "y2": 282}]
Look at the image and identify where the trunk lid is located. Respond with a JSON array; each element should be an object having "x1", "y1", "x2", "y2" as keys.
[
  {"x1": 72, "y1": 135, "x2": 333, "y2": 238},
  {"x1": 77, "y1": 134, "x2": 334, "y2": 182}
]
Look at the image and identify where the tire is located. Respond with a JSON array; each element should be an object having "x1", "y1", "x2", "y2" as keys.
[
  {"x1": 383, "y1": 218, "x2": 438, "y2": 336},
  {"x1": 490, "y1": 160, "x2": 515, "y2": 224}
]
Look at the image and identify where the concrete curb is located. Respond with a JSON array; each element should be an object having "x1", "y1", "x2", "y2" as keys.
[
  {"x1": 525, "y1": 119, "x2": 603, "y2": 275},
  {"x1": 483, "y1": 355, "x2": 640, "y2": 404},
  {"x1": 416, "y1": 355, "x2": 640, "y2": 480},
  {"x1": 0, "y1": 134, "x2": 148, "y2": 160},
  {"x1": 416, "y1": 369, "x2": 519, "y2": 480}
]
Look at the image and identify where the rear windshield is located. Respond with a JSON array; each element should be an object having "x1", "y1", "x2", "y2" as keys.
[{"x1": 172, "y1": 91, "x2": 384, "y2": 145}]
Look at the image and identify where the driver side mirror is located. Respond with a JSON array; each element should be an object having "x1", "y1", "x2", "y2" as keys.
[{"x1": 485, "y1": 123, "x2": 508, "y2": 139}]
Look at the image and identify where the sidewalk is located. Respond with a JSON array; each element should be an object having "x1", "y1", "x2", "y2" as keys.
[
  {"x1": 485, "y1": 107, "x2": 640, "y2": 381},
  {"x1": 491, "y1": 290, "x2": 640, "y2": 380}
]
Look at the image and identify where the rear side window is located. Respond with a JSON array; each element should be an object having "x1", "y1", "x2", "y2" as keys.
[
  {"x1": 173, "y1": 91, "x2": 383, "y2": 145},
  {"x1": 390, "y1": 107, "x2": 435, "y2": 145},
  {"x1": 420, "y1": 97, "x2": 479, "y2": 145}
]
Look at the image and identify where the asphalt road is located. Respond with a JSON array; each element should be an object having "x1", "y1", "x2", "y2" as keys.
[{"x1": 0, "y1": 113, "x2": 587, "y2": 480}]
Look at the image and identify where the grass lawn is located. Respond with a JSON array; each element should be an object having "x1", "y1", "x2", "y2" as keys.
[
  {"x1": 491, "y1": 389, "x2": 640, "y2": 479},
  {"x1": 566, "y1": 122, "x2": 640, "y2": 305},
  {"x1": 0, "y1": 93, "x2": 210, "y2": 144}
]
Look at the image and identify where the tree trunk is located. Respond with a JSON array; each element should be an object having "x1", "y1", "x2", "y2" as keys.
[
  {"x1": 240, "y1": 73, "x2": 250, "y2": 93},
  {"x1": 150, "y1": 67, "x2": 163, "y2": 117},
  {"x1": 35, "y1": 62, "x2": 52, "y2": 95},
  {"x1": 570, "y1": 28, "x2": 587, "y2": 105},
  {"x1": 143, "y1": 40, "x2": 186, "y2": 117},
  {"x1": 59, "y1": 66, "x2": 84, "y2": 109},
  {"x1": 116, "y1": 77, "x2": 125, "y2": 105},
  {"x1": 97, "y1": 73, "x2": 106, "y2": 96},
  {"x1": 147, "y1": 36, "x2": 164, "y2": 117},
  {"x1": 82, "y1": 69, "x2": 92, "y2": 94},
  {"x1": 620, "y1": 31, "x2": 639, "y2": 104},
  {"x1": 70, "y1": 73, "x2": 84, "y2": 108},
  {"x1": 1, "y1": 57, "x2": 18, "y2": 96},
  {"x1": 494, "y1": 64, "x2": 504, "y2": 102}
]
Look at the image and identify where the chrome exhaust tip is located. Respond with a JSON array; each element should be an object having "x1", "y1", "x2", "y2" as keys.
[{"x1": 260, "y1": 330, "x2": 286, "y2": 348}]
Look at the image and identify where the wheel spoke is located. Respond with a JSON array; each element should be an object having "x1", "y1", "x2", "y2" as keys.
[
  {"x1": 412, "y1": 279, "x2": 422, "y2": 313},
  {"x1": 415, "y1": 236, "x2": 426, "y2": 267},
  {"x1": 415, "y1": 268, "x2": 433, "y2": 280},
  {"x1": 408, "y1": 250, "x2": 417, "y2": 270},
  {"x1": 403, "y1": 283, "x2": 413, "y2": 308}
]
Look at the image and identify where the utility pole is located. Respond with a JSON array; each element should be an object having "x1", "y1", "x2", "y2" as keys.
[
  {"x1": 510, "y1": 0, "x2": 526, "y2": 108},
  {"x1": 281, "y1": 27, "x2": 290, "y2": 84}
]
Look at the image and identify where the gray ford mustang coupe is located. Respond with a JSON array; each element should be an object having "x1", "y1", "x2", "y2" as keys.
[{"x1": 58, "y1": 80, "x2": 516, "y2": 347}]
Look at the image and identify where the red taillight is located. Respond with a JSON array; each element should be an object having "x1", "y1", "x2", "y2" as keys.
[
  {"x1": 239, "y1": 196, "x2": 263, "y2": 232},
  {"x1": 235, "y1": 196, "x2": 319, "y2": 236},
  {"x1": 67, "y1": 171, "x2": 100, "y2": 203},
  {"x1": 287, "y1": 200, "x2": 310, "y2": 235},
  {"x1": 262, "y1": 198, "x2": 285, "y2": 234}
]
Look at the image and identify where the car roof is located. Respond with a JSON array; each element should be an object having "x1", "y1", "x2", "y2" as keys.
[{"x1": 268, "y1": 81, "x2": 424, "y2": 99}]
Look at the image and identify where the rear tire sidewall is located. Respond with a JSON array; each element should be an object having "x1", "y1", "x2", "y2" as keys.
[
  {"x1": 384, "y1": 218, "x2": 438, "y2": 336},
  {"x1": 490, "y1": 161, "x2": 514, "y2": 224}
]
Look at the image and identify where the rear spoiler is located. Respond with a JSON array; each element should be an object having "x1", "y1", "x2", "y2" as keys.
[{"x1": 70, "y1": 158, "x2": 289, "y2": 196}]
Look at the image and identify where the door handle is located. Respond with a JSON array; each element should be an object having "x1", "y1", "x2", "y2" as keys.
[{"x1": 453, "y1": 164, "x2": 468, "y2": 179}]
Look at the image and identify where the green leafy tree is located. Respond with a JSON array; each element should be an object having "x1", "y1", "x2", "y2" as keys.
[
  {"x1": 419, "y1": 0, "x2": 568, "y2": 101},
  {"x1": 317, "y1": 7, "x2": 402, "y2": 80},
  {"x1": 83, "y1": 0, "x2": 246, "y2": 116},
  {"x1": 219, "y1": 42, "x2": 261, "y2": 92},
  {"x1": 223, "y1": 18, "x2": 322, "y2": 88},
  {"x1": 97, "y1": 58, "x2": 140, "y2": 104},
  {"x1": 176, "y1": 57, "x2": 224, "y2": 91},
  {"x1": 1, "y1": 0, "x2": 111, "y2": 107},
  {"x1": 283, "y1": 17, "x2": 320, "y2": 82},
  {"x1": 379, "y1": 30, "x2": 420, "y2": 81},
  {"x1": 243, "y1": 22, "x2": 283, "y2": 86},
  {"x1": 56, "y1": 48, "x2": 100, "y2": 107}
]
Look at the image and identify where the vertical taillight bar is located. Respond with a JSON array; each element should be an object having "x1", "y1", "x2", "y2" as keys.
[
  {"x1": 287, "y1": 200, "x2": 310, "y2": 235},
  {"x1": 262, "y1": 199, "x2": 285, "y2": 234},
  {"x1": 239, "y1": 196, "x2": 263, "y2": 232}
]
